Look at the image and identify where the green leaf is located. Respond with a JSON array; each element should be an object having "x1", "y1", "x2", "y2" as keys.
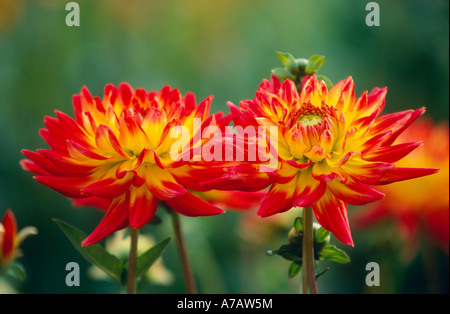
[
  {"x1": 305, "y1": 55, "x2": 326, "y2": 74},
  {"x1": 276, "y1": 51, "x2": 297, "y2": 69},
  {"x1": 315, "y1": 227, "x2": 331, "y2": 243},
  {"x1": 133, "y1": 237, "x2": 171, "y2": 280},
  {"x1": 271, "y1": 244, "x2": 302, "y2": 262},
  {"x1": 317, "y1": 244, "x2": 351, "y2": 264},
  {"x1": 53, "y1": 219, "x2": 124, "y2": 281},
  {"x1": 294, "y1": 216, "x2": 303, "y2": 233},
  {"x1": 271, "y1": 67, "x2": 295, "y2": 81},
  {"x1": 316, "y1": 75, "x2": 333, "y2": 88},
  {"x1": 6, "y1": 262, "x2": 26, "y2": 282},
  {"x1": 288, "y1": 261, "x2": 302, "y2": 279}
]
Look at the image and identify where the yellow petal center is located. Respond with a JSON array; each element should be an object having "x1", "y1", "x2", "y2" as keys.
[{"x1": 298, "y1": 113, "x2": 323, "y2": 126}]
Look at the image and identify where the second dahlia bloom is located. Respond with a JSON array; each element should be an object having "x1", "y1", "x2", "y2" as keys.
[
  {"x1": 21, "y1": 83, "x2": 227, "y2": 246},
  {"x1": 230, "y1": 75, "x2": 438, "y2": 246},
  {"x1": 351, "y1": 119, "x2": 449, "y2": 254}
]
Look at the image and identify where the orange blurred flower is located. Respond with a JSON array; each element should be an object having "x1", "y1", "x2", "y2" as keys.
[
  {"x1": 21, "y1": 83, "x2": 228, "y2": 246},
  {"x1": 228, "y1": 75, "x2": 438, "y2": 246},
  {"x1": 0, "y1": 209, "x2": 37, "y2": 269},
  {"x1": 352, "y1": 119, "x2": 449, "y2": 253}
]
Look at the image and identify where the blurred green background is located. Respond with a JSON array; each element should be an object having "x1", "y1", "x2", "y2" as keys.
[{"x1": 0, "y1": 0, "x2": 448, "y2": 294}]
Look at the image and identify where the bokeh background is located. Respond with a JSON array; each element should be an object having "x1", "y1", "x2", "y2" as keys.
[{"x1": 0, "y1": 0, "x2": 448, "y2": 294}]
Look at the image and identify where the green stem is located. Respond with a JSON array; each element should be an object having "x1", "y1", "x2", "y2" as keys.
[
  {"x1": 302, "y1": 206, "x2": 318, "y2": 294},
  {"x1": 171, "y1": 210, "x2": 197, "y2": 294},
  {"x1": 127, "y1": 227, "x2": 139, "y2": 294}
]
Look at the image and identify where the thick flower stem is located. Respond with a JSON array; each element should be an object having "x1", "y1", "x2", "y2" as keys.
[
  {"x1": 127, "y1": 227, "x2": 139, "y2": 294},
  {"x1": 302, "y1": 206, "x2": 318, "y2": 294},
  {"x1": 171, "y1": 210, "x2": 197, "y2": 294}
]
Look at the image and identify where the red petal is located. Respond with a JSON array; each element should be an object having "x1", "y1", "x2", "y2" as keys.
[
  {"x1": 81, "y1": 197, "x2": 129, "y2": 246},
  {"x1": 147, "y1": 179, "x2": 187, "y2": 201},
  {"x1": 312, "y1": 191, "x2": 354, "y2": 246},
  {"x1": 118, "y1": 82, "x2": 134, "y2": 107},
  {"x1": 374, "y1": 167, "x2": 439, "y2": 185},
  {"x1": 95, "y1": 124, "x2": 129, "y2": 159},
  {"x1": 20, "y1": 159, "x2": 50, "y2": 176},
  {"x1": 81, "y1": 178, "x2": 132, "y2": 198},
  {"x1": 35, "y1": 176, "x2": 90, "y2": 198},
  {"x1": 1, "y1": 209, "x2": 17, "y2": 260},
  {"x1": 366, "y1": 87, "x2": 387, "y2": 114},
  {"x1": 328, "y1": 179, "x2": 385, "y2": 206},
  {"x1": 128, "y1": 189, "x2": 158, "y2": 229},
  {"x1": 294, "y1": 179, "x2": 327, "y2": 207},
  {"x1": 342, "y1": 160, "x2": 395, "y2": 185},
  {"x1": 72, "y1": 196, "x2": 111, "y2": 211},
  {"x1": 67, "y1": 140, "x2": 108, "y2": 160},
  {"x1": 383, "y1": 108, "x2": 425, "y2": 146},
  {"x1": 165, "y1": 192, "x2": 225, "y2": 217},
  {"x1": 364, "y1": 141, "x2": 422, "y2": 163},
  {"x1": 257, "y1": 177, "x2": 298, "y2": 217}
]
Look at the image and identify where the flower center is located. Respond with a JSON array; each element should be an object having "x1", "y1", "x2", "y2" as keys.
[{"x1": 298, "y1": 113, "x2": 323, "y2": 126}]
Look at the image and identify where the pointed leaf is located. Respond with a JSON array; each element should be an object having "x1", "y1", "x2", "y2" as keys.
[
  {"x1": 306, "y1": 55, "x2": 326, "y2": 74},
  {"x1": 294, "y1": 216, "x2": 303, "y2": 233},
  {"x1": 276, "y1": 51, "x2": 297, "y2": 69},
  {"x1": 288, "y1": 261, "x2": 302, "y2": 278},
  {"x1": 134, "y1": 237, "x2": 171, "y2": 280},
  {"x1": 6, "y1": 262, "x2": 26, "y2": 282},
  {"x1": 271, "y1": 67, "x2": 295, "y2": 81},
  {"x1": 53, "y1": 219, "x2": 124, "y2": 281},
  {"x1": 271, "y1": 244, "x2": 302, "y2": 262},
  {"x1": 315, "y1": 227, "x2": 331, "y2": 243},
  {"x1": 317, "y1": 244, "x2": 351, "y2": 264}
]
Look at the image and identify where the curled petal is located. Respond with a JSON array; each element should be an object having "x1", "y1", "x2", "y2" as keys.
[
  {"x1": 364, "y1": 141, "x2": 423, "y2": 163},
  {"x1": 81, "y1": 196, "x2": 129, "y2": 246},
  {"x1": 166, "y1": 192, "x2": 225, "y2": 217},
  {"x1": 257, "y1": 176, "x2": 298, "y2": 217},
  {"x1": 81, "y1": 177, "x2": 132, "y2": 199},
  {"x1": 1, "y1": 210, "x2": 17, "y2": 260},
  {"x1": 312, "y1": 191, "x2": 354, "y2": 246},
  {"x1": 374, "y1": 167, "x2": 439, "y2": 185},
  {"x1": 293, "y1": 171, "x2": 327, "y2": 207},
  {"x1": 72, "y1": 196, "x2": 111, "y2": 211},
  {"x1": 328, "y1": 178, "x2": 385, "y2": 206},
  {"x1": 35, "y1": 176, "x2": 90, "y2": 198},
  {"x1": 128, "y1": 188, "x2": 158, "y2": 229}
]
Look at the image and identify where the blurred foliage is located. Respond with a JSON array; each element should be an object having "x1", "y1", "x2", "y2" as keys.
[{"x1": 0, "y1": 0, "x2": 448, "y2": 293}]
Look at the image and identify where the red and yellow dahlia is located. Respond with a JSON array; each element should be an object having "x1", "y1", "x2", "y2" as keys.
[
  {"x1": 352, "y1": 119, "x2": 449, "y2": 253},
  {"x1": 229, "y1": 74, "x2": 438, "y2": 246},
  {"x1": 0, "y1": 209, "x2": 38, "y2": 268},
  {"x1": 21, "y1": 83, "x2": 228, "y2": 246}
]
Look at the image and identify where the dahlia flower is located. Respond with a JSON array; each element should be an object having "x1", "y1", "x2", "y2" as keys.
[
  {"x1": 352, "y1": 119, "x2": 449, "y2": 253},
  {"x1": 21, "y1": 83, "x2": 228, "y2": 246},
  {"x1": 228, "y1": 74, "x2": 438, "y2": 246},
  {"x1": 0, "y1": 209, "x2": 38, "y2": 268}
]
